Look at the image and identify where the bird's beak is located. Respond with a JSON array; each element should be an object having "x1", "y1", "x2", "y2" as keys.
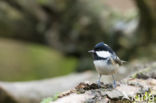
[{"x1": 88, "y1": 50, "x2": 94, "y2": 53}]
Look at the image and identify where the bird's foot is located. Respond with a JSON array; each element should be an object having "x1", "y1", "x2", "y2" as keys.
[
  {"x1": 112, "y1": 80, "x2": 117, "y2": 88},
  {"x1": 97, "y1": 80, "x2": 101, "y2": 88}
]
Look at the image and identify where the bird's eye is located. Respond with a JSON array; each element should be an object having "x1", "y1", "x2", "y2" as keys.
[{"x1": 95, "y1": 47, "x2": 103, "y2": 51}]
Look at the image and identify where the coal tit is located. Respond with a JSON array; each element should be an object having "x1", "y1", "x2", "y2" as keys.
[{"x1": 88, "y1": 42, "x2": 124, "y2": 88}]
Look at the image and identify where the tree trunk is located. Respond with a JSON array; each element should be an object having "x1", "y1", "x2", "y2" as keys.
[{"x1": 135, "y1": 0, "x2": 156, "y2": 44}]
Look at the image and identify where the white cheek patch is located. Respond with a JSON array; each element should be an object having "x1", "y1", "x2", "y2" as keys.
[
  {"x1": 104, "y1": 44, "x2": 108, "y2": 46},
  {"x1": 96, "y1": 51, "x2": 111, "y2": 58}
]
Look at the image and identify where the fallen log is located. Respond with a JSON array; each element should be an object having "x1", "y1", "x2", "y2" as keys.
[
  {"x1": 0, "y1": 72, "x2": 94, "y2": 103},
  {"x1": 0, "y1": 62, "x2": 155, "y2": 103},
  {"x1": 50, "y1": 62, "x2": 156, "y2": 103}
]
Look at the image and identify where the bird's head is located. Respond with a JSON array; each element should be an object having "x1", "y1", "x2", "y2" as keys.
[{"x1": 88, "y1": 42, "x2": 114, "y2": 60}]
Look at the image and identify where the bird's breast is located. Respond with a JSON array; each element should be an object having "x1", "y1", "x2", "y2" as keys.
[{"x1": 93, "y1": 60, "x2": 118, "y2": 75}]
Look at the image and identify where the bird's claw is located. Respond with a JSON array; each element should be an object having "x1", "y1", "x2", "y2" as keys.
[
  {"x1": 97, "y1": 80, "x2": 101, "y2": 88},
  {"x1": 112, "y1": 80, "x2": 116, "y2": 88}
]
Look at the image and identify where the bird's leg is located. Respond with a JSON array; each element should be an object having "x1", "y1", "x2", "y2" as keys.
[
  {"x1": 97, "y1": 74, "x2": 102, "y2": 87},
  {"x1": 112, "y1": 74, "x2": 116, "y2": 88}
]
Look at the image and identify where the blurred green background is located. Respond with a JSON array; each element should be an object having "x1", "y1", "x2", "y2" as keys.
[
  {"x1": 0, "y1": 0, "x2": 155, "y2": 81},
  {"x1": 0, "y1": 39, "x2": 77, "y2": 81}
]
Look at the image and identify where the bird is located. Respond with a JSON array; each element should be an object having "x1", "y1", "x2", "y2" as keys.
[{"x1": 88, "y1": 42, "x2": 125, "y2": 88}]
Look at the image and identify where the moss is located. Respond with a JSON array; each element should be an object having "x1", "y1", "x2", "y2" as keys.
[
  {"x1": 134, "y1": 91, "x2": 156, "y2": 103},
  {"x1": 0, "y1": 39, "x2": 78, "y2": 81},
  {"x1": 41, "y1": 93, "x2": 59, "y2": 103},
  {"x1": 40, "y1": 97, "x2": 53, "y2": 103},
  {"x1": 27, "y1": 44, "x2": 78, "y2": 80}
]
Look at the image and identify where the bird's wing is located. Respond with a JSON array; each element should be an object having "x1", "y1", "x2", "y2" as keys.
[
  {"x1": 109, "y1": 56, "x2": 125, "y2": 65},
  {"x1": 114, "y1": 56, "x2": 125, "y2": 65}
]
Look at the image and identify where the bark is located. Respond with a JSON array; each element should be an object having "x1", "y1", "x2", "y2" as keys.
[
  {"x1": 51, "y1": 62, "x2": 156, "y2": 103},
  {"x1": 0, "y1": 72, "x2": 94, "y2": 103}
]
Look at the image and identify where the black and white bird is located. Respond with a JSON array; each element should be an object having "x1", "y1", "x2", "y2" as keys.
[{"x1": 88, "y1": 42, "x2": 125, "y2": 88}]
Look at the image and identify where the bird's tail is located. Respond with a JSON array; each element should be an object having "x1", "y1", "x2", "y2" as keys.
[
  {"x1": 115, "y1": 56, "x2": 126, "y2": 65},
  {"x1": 120, "y1": 60, "x2": 126, "y2": 65}
]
